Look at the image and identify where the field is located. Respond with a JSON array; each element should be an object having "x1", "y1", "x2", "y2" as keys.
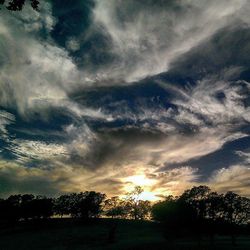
[{"x1": 0, "y1": 219, "x2": 249, "y2": 250}]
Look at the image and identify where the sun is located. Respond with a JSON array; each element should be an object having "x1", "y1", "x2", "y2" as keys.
[
  {"x1": 138, "y1": 191, "x2": 159, "y2": 201},
  {"x1": 122, "y1": 175, "x2": 159, "y2": 201},
  {"x1": 125, "y1": 175, "x2": 156, "y2": 187}
]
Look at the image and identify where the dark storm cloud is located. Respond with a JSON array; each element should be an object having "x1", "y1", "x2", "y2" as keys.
[{"x1": 0, "y1": 0, "x2": 250, "y2": 197}]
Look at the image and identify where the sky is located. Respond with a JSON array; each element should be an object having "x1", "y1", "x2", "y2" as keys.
[{"x1": 0, "y1": 0, "x2": 250, "y2": 200}]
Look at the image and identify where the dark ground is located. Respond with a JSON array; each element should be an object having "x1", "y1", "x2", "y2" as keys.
[{"x1": 0, "y1": 218, "x2": 249, "y2": 250}]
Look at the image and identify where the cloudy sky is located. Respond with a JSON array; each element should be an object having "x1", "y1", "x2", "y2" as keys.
[{"x1": 0, "y1": 0, "x2": 250, "y2": 199}]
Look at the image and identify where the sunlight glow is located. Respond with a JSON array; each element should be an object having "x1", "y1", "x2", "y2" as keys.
[
  {"x1": 125, "y1": 175, "x2": 156, "y2": 187},
  {"x1": 138, "y1": 191, "x2": 158, "y2": 201},
  {"x1": 122, "y1": 175, "x2": 159, "y2": 201}
]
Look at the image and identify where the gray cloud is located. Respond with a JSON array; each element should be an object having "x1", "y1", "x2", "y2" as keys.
[
  {"x1": 91, "y1": 0, "x2": 249, "y2": 82},
  {"x1": 0, "y1": 160, "x2": 60, "y2": 197}
]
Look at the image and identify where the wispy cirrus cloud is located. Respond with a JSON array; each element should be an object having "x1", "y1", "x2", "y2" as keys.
[
  {"x1": 208, "y1": 164, "x2": 250, "y2": 197},
  {"x1": 0, "y1": 110, "x2": 15, "y2": 139},
  {"x1": 92, "y1": 0, "x2": 249, "y2": 82}
]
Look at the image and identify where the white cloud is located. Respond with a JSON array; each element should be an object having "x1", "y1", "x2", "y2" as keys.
[
  {"x1": 170, "y1": 77, "x2": 250, "y2": 126},
  {"x1": 235, "y1": 150, "x2": 250, "y2": 164},
  {"x1": 0, "y1": 12, "x2": 76, "y2": 116},
  {"x1": 95, "y1": 74, "x2": 249, "y2": 169},
  {"x1": 0, "y1": 4, "x2": 117, "y2": 121},
  {"x1": 7, "y1": 139, "x2": 68, "y2": 163},
  {"x1": 0, "y1": 110, "x2": 15, "y2": 139},
  {"x1": 92, "y1": 0, "x2": 248, "y2": 82},
  {"x1": 10, "y1": 1, "x2": 55, "y2": 33},
  {"x1": 209, "y1": 165, "x2": 250, "y2": 197},
  {"x1": 64, "y1": 123, "x2": 98, "y2": 159},
  {"x1": 66, "y1": 37, "x2": 80, "y2": 52}
]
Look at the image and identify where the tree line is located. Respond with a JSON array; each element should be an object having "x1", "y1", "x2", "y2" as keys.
[
  {"x1": 152, "y1": 186, "x2": 250, "y2": 245},
  {"x1": 0, "y1": 185, "x2": 249, "y2": 244},
  {"x1": 0, "y1": 186, "x2": 152, "y2": 222}
]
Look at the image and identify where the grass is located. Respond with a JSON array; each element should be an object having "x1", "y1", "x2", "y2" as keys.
[{"x1": 0, "y1": 218, "x2": 249, "y2": 250}]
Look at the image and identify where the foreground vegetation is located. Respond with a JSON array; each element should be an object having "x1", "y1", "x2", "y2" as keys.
[
  {"x1": 0, "y1": 186, "x2": 249, "y2": 249},
  {"x1": 0, "y1": 218, "x2": 250, "y2": 250}
]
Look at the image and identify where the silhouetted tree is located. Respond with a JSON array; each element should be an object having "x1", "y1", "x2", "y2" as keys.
[
  {"x1": 62, "y1": 191, "x2": 106, "y2": 219},
  {"x1": 31, "y1": 195, "x2": 54, "y2": 219},
  {"x1": 105, "y1": 187, "x2": 151, "y2": 220},
  {"x1": 54, "y1": 194, "x2": 72, "y2": 218},
  {"x1": 79, "y1": 191, "x2": 106, "y2": 219},
  {"x1": 220, "y1": 191, "x2": 250, "y2": 245},
  {"x1": 133, "y1": 200, "x2": 151, "y2": 220},
  {"x1": 152, "y1": 195, "x2": 196, "y2": 239},
  {"x1": 0, "y1": 198, "x2": 4, "y2": 222},
  {"x1": 222, "y1": 192, "x2": 250, "y2": 225},
  {"x1": 0, "y1": 185, "x2": 249, "y2": 248},
  {"x1": 180, "y1": 185, "x2": 211, "y2": 219},
  {"x1": 152, "y1": 186, "x2": 250, "y2": 246},
  {"x1": 0, "y1": 194, "x2": 54, "y2": 222},
  {"x1": 4, "y1": 195, "x2": 22, "y2": 222},
  {"x1": 0, "y1": 0, "x2": 39, "y2": 11},
  {"x1": 204, "y1": 191, "x2": 225, "y2": 244},
  {"x1": 20, "y1": 194, "x2": 35, "y2": 220},
  {"x1": 125, "y1": 186, "x2": 151, "y2": 220},
  {"x1": 0, "y1": 196, "x2": 20, "y2": 222},
  {"x1": 104, "y1": 196, "x2": 128, "y2": 219},
  {"x1": 179, "y1": 185, "x2": 214, "y2": 243},
  {"x1": 206, "y1": 192, "x2": 224, "y2": 221}
]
